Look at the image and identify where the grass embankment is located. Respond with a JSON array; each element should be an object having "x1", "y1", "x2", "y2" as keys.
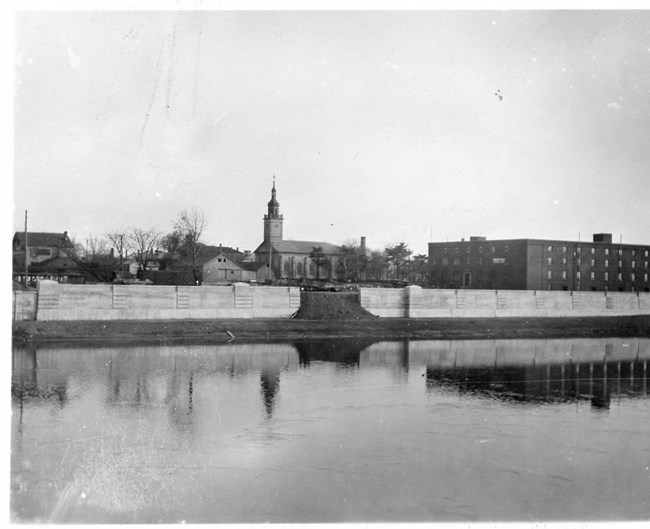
[{"x1": 12, "y1": 315, "x2": 650, "y2": 347}]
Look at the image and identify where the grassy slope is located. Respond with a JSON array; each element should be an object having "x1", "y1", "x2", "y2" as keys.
[{"x1": 12, "y1": 315, "x2": 650, "y2": 347}]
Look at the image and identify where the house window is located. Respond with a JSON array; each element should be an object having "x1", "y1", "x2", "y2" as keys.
[
  {"x1": 631, "y1": 273, "x2": 636, "y2": 281},
  {"x1": 492, "y1": 246, "x2": 496, "y2": 253},
  {"x1": 466, "y1": 247, "x2": 471, "y2": 253},
  {"x1": 563, "y1": 246, "x2": 567, "y2": 253},
  {"x1": 547, "y1": 257, "x2": 553, "y2": 265},
  {"x1": 632, "y1": 250, "x2": 636, "y2": 256},
  {"x1": 309, "y1": 263, "x2": 315, "y2": 275},
  {"x1": 453, "y1": 257, "x2": 460, "y2": 265},
  {"x1": 605, "y1": 249, "x2": 610, "y2": 255},
  {"x1": 576, "y1": 271, "x2": 581, "y2": 280},
  {"x1": 479, "y1": 246, "x2": 483, "y2": 253},
  {"x1": 576, "y1": 247, "x2": 581, "y2": 254},
  {"x1": 431, "y1": 258, "x2": 436, "y2": 266},
  {"x1": 476, "y1": 269, "x2": 483, "y2": 280},
  {"x1": 618, "y1": 273, "x2": 622, "y2": 281},
  {"x1": 605, "y1": 259, "x2": 609, "y2": 267},
  {"x1": 590, "y1": 272, "x2": 595, "y2": 281},
  {"x1": 443, "y1": 248, "x2": 448, "y2": 254},
  {"x1": 547, "y1": 270, "x2": 552, "y2": 280},
  {"x1": 296, "y1": 262, "x2": 303, "y2": 275},
  {"x1": 618, "y1": 260, "x2": 622, "y2": 268},
  {"x1": 645, "y1": 273, "x2": 648, "y2": 283},
  {"x1": 591, "y1": 248, "x2": 595, "y2": 254},
  {"x1": 547, "y1": 245, "x2": 553, "y2": 252},
  {"x1": 465, "y1": 257, "x2": 471, "y2": 265},
  {"x1": 645, "y1": 261, "x2": 649, "y2": 269},
  {"x1": 645, "y1": 250, "x2": 649, "y2": 257},
  {"x1": 562, "y1": 257, "x2": 567, "y2": 266},
  {"x1": 478, "y1": 257, "x2": 483, "y2": 265},
  {"x1": 632, "y1": 261, "x2": 636, "y2": 268},
  {"x1": 455, "y1": 247, "x2": 459, "y2": 254},
  {"x1": 284, "y1": 262, "x2": 290, "y2": 275},
  {"x1": 591, "y1": 259, "x2": 595, "y2": 267},
  {"x1": 505, "y1": 245, "x2": 509, "y2": 253},
  {"x1": 562, "y1": 271, "x2": 567, "y2": 280},
  {"x1": 618, "y1": 249, "x2": 623, "y2": 256},
  {"x1": 442, "y1": 258, "x2": 448, "y2": 266}
]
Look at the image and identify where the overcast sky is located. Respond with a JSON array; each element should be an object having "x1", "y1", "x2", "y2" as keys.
[{"x1": 12, "y1": 8, "x2": 650, "y2": 255}]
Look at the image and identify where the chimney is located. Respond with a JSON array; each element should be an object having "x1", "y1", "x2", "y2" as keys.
[{"x1": 360, "y1": 236, "x2": 366, "y2": 253}]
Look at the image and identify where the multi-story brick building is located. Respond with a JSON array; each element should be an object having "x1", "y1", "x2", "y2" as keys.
[{"x1": 428, "y1": 233, "x2": 650, "y2": 292}]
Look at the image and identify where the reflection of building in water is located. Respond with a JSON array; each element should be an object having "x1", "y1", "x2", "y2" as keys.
[
  {"x1": 414, "y1": 338, "x2": 650, "y2": 407},
  {"x1": 426, "y1": 358, "x2": 648, "y2": 406},
  {"x1": 260, "y1": 368, "x2": 280, "y2": 418},
  {"x1": 11, "y1": 348, "x2": 68, "y2": 410}
]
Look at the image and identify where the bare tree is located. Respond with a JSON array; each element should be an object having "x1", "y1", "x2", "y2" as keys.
[
  {"x1": 106, "y1": 229, "x2": 130, "y2": 271},
  {"x1": 83, "y1": 236, "x2": 108, "y2": 263},
  {"x1": 173, "y1": 208, "x2": 207, "y2": 284},
  {"x1": 129, "y1": 227, "x2": 162, "y2": 273},
  {"x1": 59, "y1": 233, "x2": 109, "y2": 283},
  {"x1": 336, "y1": 239, "x2": 368, "y2": 282}
]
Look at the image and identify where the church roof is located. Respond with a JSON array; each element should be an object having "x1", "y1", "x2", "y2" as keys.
[{"x1": 255, "y1": 239, "x2": 341, "y2": 255}]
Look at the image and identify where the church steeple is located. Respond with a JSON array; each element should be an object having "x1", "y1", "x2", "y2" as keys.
[{"x1": 263, "y1": 176, "x2": 283, "y2": 243}]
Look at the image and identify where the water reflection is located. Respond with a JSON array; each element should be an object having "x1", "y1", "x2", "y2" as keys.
[
  {"x1": 416, "y1": 339, "x2": 648, "y2": 406},
  {"x1": 11, "y1": 337, "x2": 650, "y2": 523},
  {"x1": 260, "y1": 368, "x2": 280, "y2": 418}
]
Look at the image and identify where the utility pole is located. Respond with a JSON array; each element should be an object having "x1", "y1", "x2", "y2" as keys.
[
  {"x1": 577, "y1": 232, "x2": 581, "y2": 291},
  {"x1": 24, "y1": 210, "x2": 28, "y2": 287}
]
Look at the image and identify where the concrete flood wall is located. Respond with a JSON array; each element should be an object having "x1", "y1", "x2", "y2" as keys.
[
  {"x1": 13, "y1": 282, "x2": 650, "y2": 321},
  {"x1": 33, "y1": 281, "x2": 300, "y2": 321},
  {"x1": 13, "y1": 291, "x2": 38, "y2": 321},
  {"x1": 360, "y1": 286, "x2": 650, "y2": 318}
]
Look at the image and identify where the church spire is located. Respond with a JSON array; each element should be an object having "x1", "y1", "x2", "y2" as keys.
[
  {"x1": 267, "y1": 175, "x2": 280, "y2": 212},
  {"x1": 263, "y1": 175, "x2": 283, "y2": 243}
]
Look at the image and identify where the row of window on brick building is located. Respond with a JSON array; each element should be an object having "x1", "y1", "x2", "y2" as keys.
[
  {"x1": 546, "y1": 270, "x2": 649, "y2": 282},
  {"x1": 440, "y1": 245, "x2": 650, "y2": 257},
  {"x1": 432, "y1": 255, "x2": 649, "y2": 269}
]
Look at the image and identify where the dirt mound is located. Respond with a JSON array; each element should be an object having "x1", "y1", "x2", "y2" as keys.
[{"x1": 294, "y1": 292, "x2": 377, "y2": 320}]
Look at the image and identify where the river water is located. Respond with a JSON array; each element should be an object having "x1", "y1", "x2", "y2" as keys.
[{"x1": 11, "y1": 337, "x2": 650, "y2": 523}]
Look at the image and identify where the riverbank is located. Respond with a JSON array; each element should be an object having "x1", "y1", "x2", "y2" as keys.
[{"x1": 12, "y1": 315, "x2": 650, "y2": 346}]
